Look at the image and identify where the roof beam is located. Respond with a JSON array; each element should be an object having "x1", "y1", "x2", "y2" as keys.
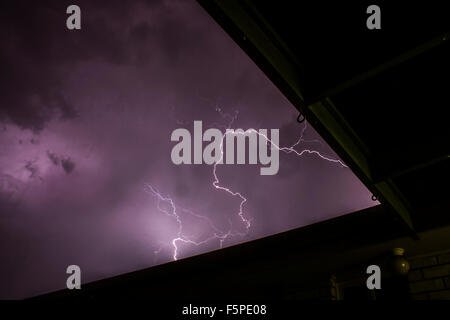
[{"x1": 198, "y1": 0, "x2": 417, "y2": 237}]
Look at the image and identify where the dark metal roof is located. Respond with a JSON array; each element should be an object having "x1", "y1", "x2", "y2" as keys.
[
  {"x1": 198, "y1": 0, "x2": 450, "y2": 235},
  {"x1": 31, "y1": 204, "x2": 407, "y2": 300}
]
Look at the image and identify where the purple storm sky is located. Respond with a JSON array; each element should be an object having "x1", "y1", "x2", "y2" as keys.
[{"x1": 0, "y1": 0, "x2": 375, "y2": 299}]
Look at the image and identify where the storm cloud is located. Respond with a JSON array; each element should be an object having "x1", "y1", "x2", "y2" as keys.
[{"x1": 0, "y1": 0, "x2": 375, "y2": 299}]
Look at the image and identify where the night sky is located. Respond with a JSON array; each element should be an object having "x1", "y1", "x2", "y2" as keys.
[{"x1": 0, "y1": 0, "x2": 375, "y2": 299}]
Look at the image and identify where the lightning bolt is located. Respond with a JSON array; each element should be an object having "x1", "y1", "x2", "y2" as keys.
[
  {"x1": 147, "y1": 106, "x2": 346, "y2": 261},
  {"x1": 145, "y1": 184, "x2": 233, "y2": 260}
]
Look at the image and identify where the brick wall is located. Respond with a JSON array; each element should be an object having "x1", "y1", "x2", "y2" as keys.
[{"x1": 409, "y1": 251, "x2": 450, "y2": 300}]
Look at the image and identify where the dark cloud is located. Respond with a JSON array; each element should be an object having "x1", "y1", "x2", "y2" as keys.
[
  {"x1": 24, "y1": 159, "x2": 39, "y2": 179},
  {"x1": 47, "y1": 151, "x2": 60, "y2": 166},
  {"x1": 0, "y1": 0, "x2": 213, "y2": 131},
  {"x1": 0, "y1": 0, "x2": 134, "y2": 130},
  {"x1": 61, "y1": 158, "x2": 75, "y2": 174},
  {"x1": 46, "y1": 151, "x2": 75, "y2": 173}
]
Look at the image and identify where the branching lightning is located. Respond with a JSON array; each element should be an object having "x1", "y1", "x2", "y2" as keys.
[{"x1": 146, "y1": 106, "x2": 347, "y2": 261}]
